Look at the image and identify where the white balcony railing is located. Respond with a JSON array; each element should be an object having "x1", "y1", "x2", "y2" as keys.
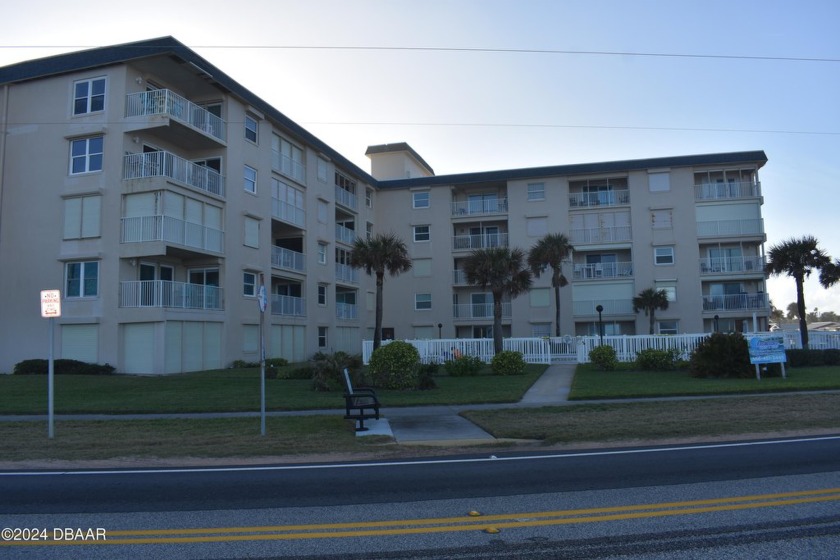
[
  {"x1": 336, "y1": 225, "x2": 357, "y2": 245},
  {"x1": 271, "y1": 246, "x2": 305, "y2": 272},
  {"x1": 572, "y1": 261, "x2": 633, "y2": 280},
  {"x1": 271, "y1": 295, "x2": 305, "y2": 316},
  {"x1": 697, "y1": 219, "x2": 764, "y2": 238},
  {"x1": 573, "y1": 299, "x2": 635, "y2": 316},
  {"x1": 569, "y1": 226, "x2": 632, "y2": 245},
  {"x1": 336, "y1": 302, "x2": 358, "y2": 320},
  {"x1": 569, "y1": 189, "x2": 630, "y2": 208},
  {"x1": 452, "y1": 233, "x2": 509, "y2": 250},
  {"x1": 694, "y1": 181, "x2": 761, "y2": 201},
  {"x1": 121, "y1": 215, "x2": 224, "y2": 253},
  {"x1": 335, "y1": 186, "x2": 358, "y2": 210},
  {"x1": 703, "y1": 292, "x2": 769, "y2": 311},
  {"x1": 699, "y1": 255, "x2": 765, "y2": 275},
  {"x1": 271, "y1": 198, "x2": 306, "y2": 228},
  {"x1": 451, "y1": 198, "x2": 508, "y2": 216},
  {"x1": 125, "y1": 89, "x2": 226, "y2": 142},
  {"x1": 123, "y1": 152, "x2": 225, "y2": 197},
  {"x1": 452, "y1": 302, "x2": 512, "y2": 319},
  {"x1": 453, "y1": 269, "x2": 469, "y2": 284},
  {"x1": 120, "y1": 280, "x2": 223, "y2": 310},
  {"x1": 336, "y1": 263, "x2": 359, "y2": 284}
]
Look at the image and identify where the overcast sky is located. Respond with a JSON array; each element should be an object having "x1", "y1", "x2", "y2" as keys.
[{"x1": 2, "y1": 0, "x2": 838, "y2": 316}]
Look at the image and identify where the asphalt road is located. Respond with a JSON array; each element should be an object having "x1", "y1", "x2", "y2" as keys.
[{"x1": 2, "y1": 435, "x2": 840, "y2": 558}]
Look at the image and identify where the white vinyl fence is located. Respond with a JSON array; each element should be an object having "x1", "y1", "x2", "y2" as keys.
[{"x1": 362, "y1": 331, "x2": 840, "y2": 365}]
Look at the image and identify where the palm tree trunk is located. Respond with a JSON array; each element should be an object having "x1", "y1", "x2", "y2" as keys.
[
  {"x1": 373, "y1": 273, "x2": 384, "y2": 350},
  {"x1": 553, "y1": 284, "x2": 561, "y2": 337},
  {"x1": 493, "y1": 292, "x2": 503, "y2": 354},
  {"x1": 649, "y1": 310, "x2": 656, "y2": 335},
  {"x1": 796, "y1": 276, "x2": 809, "y2": 350}
]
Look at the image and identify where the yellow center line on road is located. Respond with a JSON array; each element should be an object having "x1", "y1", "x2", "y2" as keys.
[{"x1": 6, "y1": 487, "x2": 840, "y2": 546}]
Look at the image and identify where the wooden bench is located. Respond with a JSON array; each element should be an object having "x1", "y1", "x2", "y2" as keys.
[{"x1": 342, "y1": 368, "x2": 381, "y2": 432}]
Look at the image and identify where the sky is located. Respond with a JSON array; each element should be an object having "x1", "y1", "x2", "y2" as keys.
[{"x1": 2, "y1": 0, "x2": 839, "y2": 316}]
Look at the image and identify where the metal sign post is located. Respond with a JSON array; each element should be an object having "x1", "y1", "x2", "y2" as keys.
[
  {"x1": 258, "y1": 275, "x2": 267, "y2": 436},
  {"x1": 40, "y1": 290, "x2": 61, "y2": 439}
]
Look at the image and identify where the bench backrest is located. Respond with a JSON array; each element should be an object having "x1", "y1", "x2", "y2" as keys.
[{"x1": 343, "y1": 368, "x2": 354, "y2": 394}]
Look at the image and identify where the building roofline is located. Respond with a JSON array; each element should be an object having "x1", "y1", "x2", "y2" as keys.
[
  {"x1": 376, "y1": 150, "x2": 769, "y2": 189},
  {"x1": 365, "y1": 142, "x2": 435, "y2": 175}
]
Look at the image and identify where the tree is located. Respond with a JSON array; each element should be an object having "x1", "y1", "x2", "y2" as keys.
[
  {"x1": 349, "y1": 232, "x2": 412, "y2": 351},
  {"x1": 462, "y1": 247, "x2": 533, "y2": 354},
  {"x1": 632, "y1": 288, "x2": 670, "y2": 335},
  {"x1": 765, "y1": 236, "x2": 835, "y2": 350},
  {"x1": 527, "y1": 233, "x2": 573, "y2": 336},
  {"x1": 786, "y1": 302, "x2": 799, "y2": 320}
]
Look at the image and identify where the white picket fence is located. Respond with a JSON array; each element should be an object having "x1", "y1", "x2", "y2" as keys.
[{"x1": 362, "y1": 330, "x2": 840, "y2": 365}]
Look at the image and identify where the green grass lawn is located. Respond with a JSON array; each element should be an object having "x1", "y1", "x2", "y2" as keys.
[
  {"x1": 0, "y1": 365, "x2": 546, "y2": 415},
  {"x1": 569, "y1": 364, "x2": 840, "y2": 400}
]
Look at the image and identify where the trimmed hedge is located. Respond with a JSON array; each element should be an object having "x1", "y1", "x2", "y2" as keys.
[
  {"x1": 491, "y1": 351, "x2": 526, "y2": 376},
  {"x1": 368, "y1": 341, "x2": 420, "y2": 389},
  {"x1": 786, "y1": 348, "x2": 840, "y2": 368},
  {"x1": 14, "y1": 359, "x2": 115, "y2": 376},
  {"x1": 589, "y1": 345, "x2": 618, "y2": 371}
]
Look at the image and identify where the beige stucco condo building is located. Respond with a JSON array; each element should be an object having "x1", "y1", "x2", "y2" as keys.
[{"x1": 0, "y1": 37, "x2": 770, "y2": 374}]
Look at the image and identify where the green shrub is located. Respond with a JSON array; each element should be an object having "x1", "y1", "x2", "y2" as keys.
[
  {"x1": 13, "y1": 359, "x2": 114, "y2": 375},
  {"x1": 689, "y1": 332, "x2": 752, "y2": 378},
  {"x1": 635, "y1": 348, "x2": 681, "y2": 371},
  {"x1": 278, "y1": 366, "x2": 314, "y2": 380},
  {"x1": 311, "y1": 351, "x2": 359, "y2": 392},
  {"x1": 417, "y1": 362, "x2": 439, "y2": 390},
  {"x1": 786, "y1": 348, "x2": 840, "y2": 368},
  {"x1": 368, "y1": 341, "x2": 420, "y2": 389},
  {"x1": 444, "y1": 355, "x2": 483, "y2": 377},
  {"x1": 491, "y1": 351, "x2": 526, "y2": 376},
  {"x1": 230, "y1": 359, "x2": 259, "y2": 369},
  {"x1": 589, "y1": 345, "x2": 618, "y2": 371}
]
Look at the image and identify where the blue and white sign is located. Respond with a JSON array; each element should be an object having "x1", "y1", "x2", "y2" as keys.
[{"x1": 747, "y1": 335, "x2": 787, "y2": 365}]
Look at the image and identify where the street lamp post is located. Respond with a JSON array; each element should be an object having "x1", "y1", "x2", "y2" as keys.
[
  {"x1": 437, "y1": 323, "x2": 443, "y2": 339},
  {"x1": 595, "y1": 304, "x2": 604, "y2": 346},
  {"x1": 714, "y1": 314, "x2": 720, "y2": 333}
]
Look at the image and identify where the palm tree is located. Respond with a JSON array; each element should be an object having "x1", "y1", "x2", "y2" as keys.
[
  {"x1": 349, "y1": 232, "x2": 412, "y2": 351},
  {"x1": 632, "y1": 288, "x2": 670, "y2": 335},
  {"x1": 765, "y1": 236, "x2": 836, "y2": 350},
  {"x1": 462, "y1": 246, "x2": 532, "y2": 354},
  {"x1": 527, "y1": 233, "x2": 573, "y2": 336}
]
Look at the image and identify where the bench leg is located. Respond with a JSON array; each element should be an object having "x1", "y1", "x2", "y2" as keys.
[{"x1": 355, "y1": 417, "x2": 369, "y2": 432}]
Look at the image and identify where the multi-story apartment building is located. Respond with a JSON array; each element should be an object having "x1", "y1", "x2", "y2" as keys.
[{"x1": 0, "y1": 37, "x2": 770, "y2": 374}]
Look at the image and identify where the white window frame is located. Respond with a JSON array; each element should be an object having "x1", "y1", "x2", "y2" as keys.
[
  {"x1": 527, "y1": 182, "x2": 545, "y2": 201},
  {"x1": 70, "y1": 136, "x2": 104, "y2": 174},
  {"x1": 65, "y1": 261, "x2": 99, "y2": 298},
  {"x1": 412, "y1": 191, "x2": 430, "y2": 209},
  {"x1": 413, "y1": 225, "x2": 430, "y2": 242},
  {"x1": 243, "y1": 272, "x2": 257, "y2": 297},
  {"x1": 654, "y1": 246, "x2": 675, "y2": 265},
  {"x1": 366, "y1": 188, "x2": 374, "y2": 208},
  {"x1": 317, "y1": 326, "x2": 328, "y2": 348},
  {"x1": 317, "y1": 242, "x2": 328, "y2": 264},
  {"x1": 244, "y1": 216, "x2": 260, "y2": 248},
  {"x1": 244, "y1": 165, "x2": 257, "y2": 194},
  {"x1": 73, "y1": 77, "x2": 106, "y2": 115},
  {"x1": 63, "y1": 195, "x2": 101, "y2": 239},
  {"x1": 658, "y1": 320, "x2": 679, "y2": 335},
  {"x1": 244, "y1": 115, "x2": 258, "y2": 143},
  {"x1": 415, "y1": 293, "x2": 432, "y2": 310},
  {"x1": 317, "y1": 284, "x2": 328, "y2": 306},
  {"x1": 317, "y1": 158, "x2": 328, "y2": 183}
]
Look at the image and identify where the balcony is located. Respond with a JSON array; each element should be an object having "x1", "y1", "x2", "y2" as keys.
[
  {"x1": 125, "y1": 89, "x2": 226, "y2": 144},
  {"x1": 123, "y1": 152, "x2": 225, "y2": 197},
  {"x1": 271, "y1": 295, "x2": 305, "y2": 317},
  {"x1": 453, "y1": 269, "x2": 469, "y2": 285},
  {"x1": 335, "y1": 186, "x2": 358, "y2": 211},
  {"x1": 573, "y1": 261, "x2": 633, "y2": 280},
  {"x1": 336, "y1": 263, "x2": 359, "y2": 284},
  {"x1": 569, "y1": 189, "x2": 630, "y2": 208},
  {"x1": 573, "y1": 299, "x2": 634, "y2": 316},
  {"x1": 271, "y1": 246, "x2": 305, "y2": 273},
  {"x1": 120, "y1": 280, "x2": 223, "y2": 310},
  {"x1": 699, "y1": 256, "x2": 765, "y2": 275},
  {"x1": 453, "y1": 302, "x2": 512, "y2": 320},
  {"x1": 272, "y1": 198, "x2": 305, "y2": 228},
  {"x1": 121, "y1": 215, "x2": 224, "y2": 253},
  {"x1": 702, "y1": 292, "x2": 769, "y2": 312},
  {"x1": 697, "y1": 219, "x2": 764, "y2": 239},
  {"x1": 695, "y1": 181, "x2": 761, "y2": 201},
  {"x1": 453, "y1": 233, "x2": 509, "y2": 251},
  {"x1": 451, "y1": 198, "x2": 508, "y2": 217},
  {"x1": 336, "y1": 302, "x2": 358, "y2": 320},
  {"x1": 335, "y1": 224, "x2": 357, "y2": 245},
  {"x1": 569, "y1": 226, "x2": 632, "y2": 245}
]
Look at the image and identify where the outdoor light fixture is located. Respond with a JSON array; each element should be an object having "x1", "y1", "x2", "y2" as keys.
[{"x1": 596, "y1": 304, "x2": 604, "y2": 345}]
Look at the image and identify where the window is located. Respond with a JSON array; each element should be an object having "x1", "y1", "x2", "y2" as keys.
[
  {"x1": 65, "y1": 261, "x2": 99, "y2": 298},
  {"x1": 318, "y1": 285, "x2": 327, "y2": 306},
  {"x1": 243, "y1": 325, "x2": 259, "y2": 353},
  {"x1": 244, "y1": 115, "x2": 258, "y2": 143},
  {"x1": 658, "y1": 320, "x2": 679, "y2": 335},
  {"x1": 272, "y1": 178, "x2": 305, "y2": 227},
  {"x1": 415, "y1": 293, "x2": 432, "y2": 310},
  {"x1": 73, "y1": 77, "x2": 105, "y2": 115},
  {"x1": 317, "y1": 158, "x2": 328, "y2": 182},
  {"x1": 413, "y1": 191, "x2": 430, "y2": 208},
  {"x1": 526, "y1": 217, "x2": 548, "y2": 237},
  {"x1": 649, "y1": 171, "x2": 671, "y2": 192},
  {"x1": 244, "y1": 216, "x2": 259, "y2": 248},
  {"x1": 271, "y1": 134, "x2": 305, "y2": 182},
  {"x1": 654, "y1": 246, "x2": 675, "y2": 265},
  {"x1": 244, "y1": 166, "x2": 257, "y2": 194},
  {"x1": 366, "y1": 222, "x2": 373, "y2": 241},
  {"x1": 658, "y1": 286, "x2": 677, "y2": 301},
  {"x1": 651, "y1": 209, "x2": 672, "y2": 229},
  {"x1": 531, "y1": 323, "x2": 551, "y2": 338},
  {"x1": 243, "y1": 272, "x2": 257, "y2": 296},
  {"x1": 318, "y1": 326, "x2": 328, "y2": 348},
  {"x1": 413, "y1": 225, "x2": 430, "y2": 242},
  {"x1": 366, "y1": 188, "x2": 374, "y2": 208},
  {"x1": 70, "y1": 136, "x2": 103, "y2": 174},
  {"x1": 317, "y1": 200, "x2": 329, "y2": 224},
  {"x1": 63, "y1": 195, "x2": 101, "y2": 239},
  {"x1": 530, "y1": 288, "x2": 550, "y2": 307},
  {"x1": 317, "y1": 242, "x2": 328, "y2": 264},
  {"x1": 527, "y1": 182, "x2": 545, "y2": 201},
  {"x1": 413, "y1": 259, "x2": 431, "y2": 277}
]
